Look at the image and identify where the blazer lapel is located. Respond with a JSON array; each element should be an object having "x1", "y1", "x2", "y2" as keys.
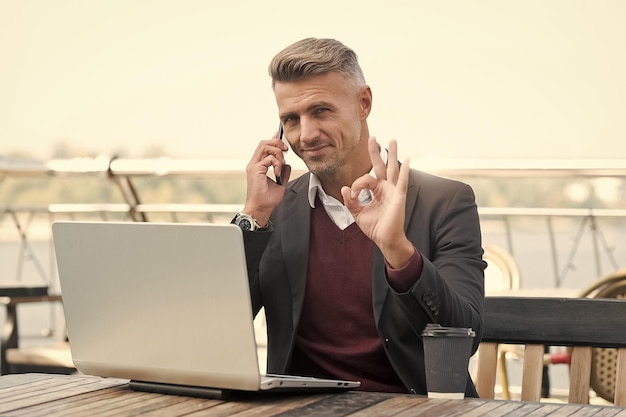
[
  {"x1": 279, "y1": 179, "x2": 312, "y2": 329},
  {"x1": 372, "y1": 169, "x2": 420, "y2": 327}
]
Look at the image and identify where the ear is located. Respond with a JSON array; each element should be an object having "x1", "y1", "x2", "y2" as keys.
[{"x1": 358, "y1": 86, "x2": 373, "y2": 120}]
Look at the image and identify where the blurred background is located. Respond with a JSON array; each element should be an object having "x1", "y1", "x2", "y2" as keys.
[{"x1": 2, "y1": 0, "x2": 625, "y2": 160}]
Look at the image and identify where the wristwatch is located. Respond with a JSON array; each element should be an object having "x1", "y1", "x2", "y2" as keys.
[{"x1": 233, "y1": 212, "x2": 263, "y2": 231}]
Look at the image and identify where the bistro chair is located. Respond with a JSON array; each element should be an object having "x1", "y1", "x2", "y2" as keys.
[
  {"x1": 475, "y1": 296, "x2": 626, "y2": 406},
  {"x1": 481, "y1": 244, "x2": 522, "y2": 400},
  {"x1": 577, "y1": 268, "x2": 626, "y2": 404},
  {"x1": 483, "y1": 244, "x2": 521, "y2": 293},
  {"x1": 537, "y1": 268, "x2": 626, "y2": 403}
]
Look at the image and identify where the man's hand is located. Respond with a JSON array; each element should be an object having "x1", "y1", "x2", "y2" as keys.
[
  {"x1": 242, "y1": 131, "x2": 291, "y2": 227},
  {"x1": 341, "y1": 137, "x2": 414, "y2": 268}
]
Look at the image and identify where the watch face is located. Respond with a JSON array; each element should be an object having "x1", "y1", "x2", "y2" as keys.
[{"x1": 239, "y1": 218, "x2": 253, "y2": 231}]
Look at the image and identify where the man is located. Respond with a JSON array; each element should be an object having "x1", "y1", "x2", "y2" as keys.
[{"x1": 232, "y1": 38, "x2": 485, "y2": 396}]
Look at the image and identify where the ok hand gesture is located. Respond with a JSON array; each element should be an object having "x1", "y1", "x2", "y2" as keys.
[{"x1": 341, "y1": 137, "x2": 414, "y2": 269}]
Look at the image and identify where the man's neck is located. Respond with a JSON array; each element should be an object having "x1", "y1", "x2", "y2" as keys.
[
  {"x1": 314, "y1": 133, "x2": 375, "y2": 202},
  {"x1": 316, "y1": 161, "x2": 372, "y2": 203}
]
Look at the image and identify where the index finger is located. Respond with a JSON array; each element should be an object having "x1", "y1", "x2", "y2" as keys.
[
  {"x1": 386, "y1": 139, "x2": 399, "y2": 184},
  {"x1": 368, "y1": 136, "x2": 386, "y2": 180}
]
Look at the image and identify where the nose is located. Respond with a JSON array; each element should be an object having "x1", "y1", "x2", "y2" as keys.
[{"x1": 298, "y1": 116, "x2": 319, "y2": 144}]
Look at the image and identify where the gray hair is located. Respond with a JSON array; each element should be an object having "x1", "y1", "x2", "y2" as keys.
[{"x1": 269, "y1": 38, "x2": 366, "y2": 89}]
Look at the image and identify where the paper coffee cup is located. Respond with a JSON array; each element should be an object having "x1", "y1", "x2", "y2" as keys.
[{"x1": 421, "y1": 324, "x2": 475, "y2": 399}]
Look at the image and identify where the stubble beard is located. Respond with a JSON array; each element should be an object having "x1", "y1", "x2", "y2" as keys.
[
  {"x1": 305, "y1": 152, "x2": 345, "y2": 178},
  {"x1": 304, "y1": 139, "x2": 361, "y2": 178}
]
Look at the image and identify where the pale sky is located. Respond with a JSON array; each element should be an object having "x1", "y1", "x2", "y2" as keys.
[{"x1": 1, "y1": 0, "x2": 625, "y2": 160}]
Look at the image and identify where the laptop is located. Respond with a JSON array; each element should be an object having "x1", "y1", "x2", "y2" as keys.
[{"x1": 52, "y1": 221, "x2": 360, "y2": 398}]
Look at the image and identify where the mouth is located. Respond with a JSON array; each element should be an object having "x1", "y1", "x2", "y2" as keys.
[{"x1": 301, "y1": 144, "x2": 331, "y2": 159}]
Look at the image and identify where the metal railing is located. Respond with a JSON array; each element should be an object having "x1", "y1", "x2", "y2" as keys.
[
  {"x1": 2, "y1": 156, "x2": 626, "y2": 289},
  {"x1": 2, "y1": 203, "x2": 625, "y2": 290}
]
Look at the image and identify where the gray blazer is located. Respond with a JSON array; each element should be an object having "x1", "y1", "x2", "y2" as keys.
[{"x1": 241, "y1": 168, "x2": 485, "y2": 396}]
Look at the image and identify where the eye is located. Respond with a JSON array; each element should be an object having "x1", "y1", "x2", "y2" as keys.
[
  {"x1": 282, "y1": 115, "x2": 299, "y2": 126},
  {"x1": 314, "y1": 107, "x2": 329, "y2": 115}
]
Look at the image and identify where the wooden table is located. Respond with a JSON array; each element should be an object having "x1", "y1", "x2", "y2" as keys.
[{"x1": 1, "y1": 374, "x2": 625, "y2": 416}]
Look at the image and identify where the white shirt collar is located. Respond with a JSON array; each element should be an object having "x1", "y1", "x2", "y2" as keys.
[{"x1": 307, "y1": 147, "x2": 389, "y2": 209}]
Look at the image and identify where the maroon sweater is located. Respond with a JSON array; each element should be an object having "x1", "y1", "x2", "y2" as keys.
[{"x1": 288, "y1": 204, "x2": 407, "y2": 393}]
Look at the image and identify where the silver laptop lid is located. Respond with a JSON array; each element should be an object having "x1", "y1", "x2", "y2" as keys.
[{"x1": 52, "y1": 221, "x2": 262, "y2": 391}]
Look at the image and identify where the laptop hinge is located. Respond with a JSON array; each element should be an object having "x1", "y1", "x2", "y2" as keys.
[{"x1": 128, "y1": 380, "x2": 233, "y2": 400}]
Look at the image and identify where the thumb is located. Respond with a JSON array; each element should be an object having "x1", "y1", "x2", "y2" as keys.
[{"x1": 341, "y1": 186, "x2": 358, "y2": 209}]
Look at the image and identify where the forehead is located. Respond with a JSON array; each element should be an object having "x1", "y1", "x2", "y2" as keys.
[{"x1": 274, "y1": 72, "x2": 357, "y2": 112}]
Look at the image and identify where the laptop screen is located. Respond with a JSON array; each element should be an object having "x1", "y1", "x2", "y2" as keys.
[{"x1": 53, "y1": 221, "x2": 262, "y2": 391}]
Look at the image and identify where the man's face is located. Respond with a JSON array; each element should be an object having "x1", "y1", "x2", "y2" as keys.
[{"x1": 274, "y1": 72, "x2": 371, "y2": 177}]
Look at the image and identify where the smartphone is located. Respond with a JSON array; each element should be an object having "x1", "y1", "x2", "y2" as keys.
[{"x1": 276, "y1": 123, "x2": 288, "y2": 185}]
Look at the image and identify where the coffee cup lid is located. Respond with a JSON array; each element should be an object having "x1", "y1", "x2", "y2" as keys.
[{"x1": 421, "y1": 323, "x2": 475, "y2": 337}]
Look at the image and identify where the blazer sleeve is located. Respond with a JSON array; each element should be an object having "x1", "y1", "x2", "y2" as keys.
[
  {"x1": 389, "y1": 176, "x2": 486, "y2": 353},
  {"x1": 241, "y1": 229, "x2": 272, "y2": 315}
]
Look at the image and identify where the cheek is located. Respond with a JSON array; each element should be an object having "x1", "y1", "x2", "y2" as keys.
[
  {"x1": 347, "y1": 119, "x2": 363, "y2": 144},
  {"x1": 287, "y1": 137, "x2": 304, "y2": 158}
]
